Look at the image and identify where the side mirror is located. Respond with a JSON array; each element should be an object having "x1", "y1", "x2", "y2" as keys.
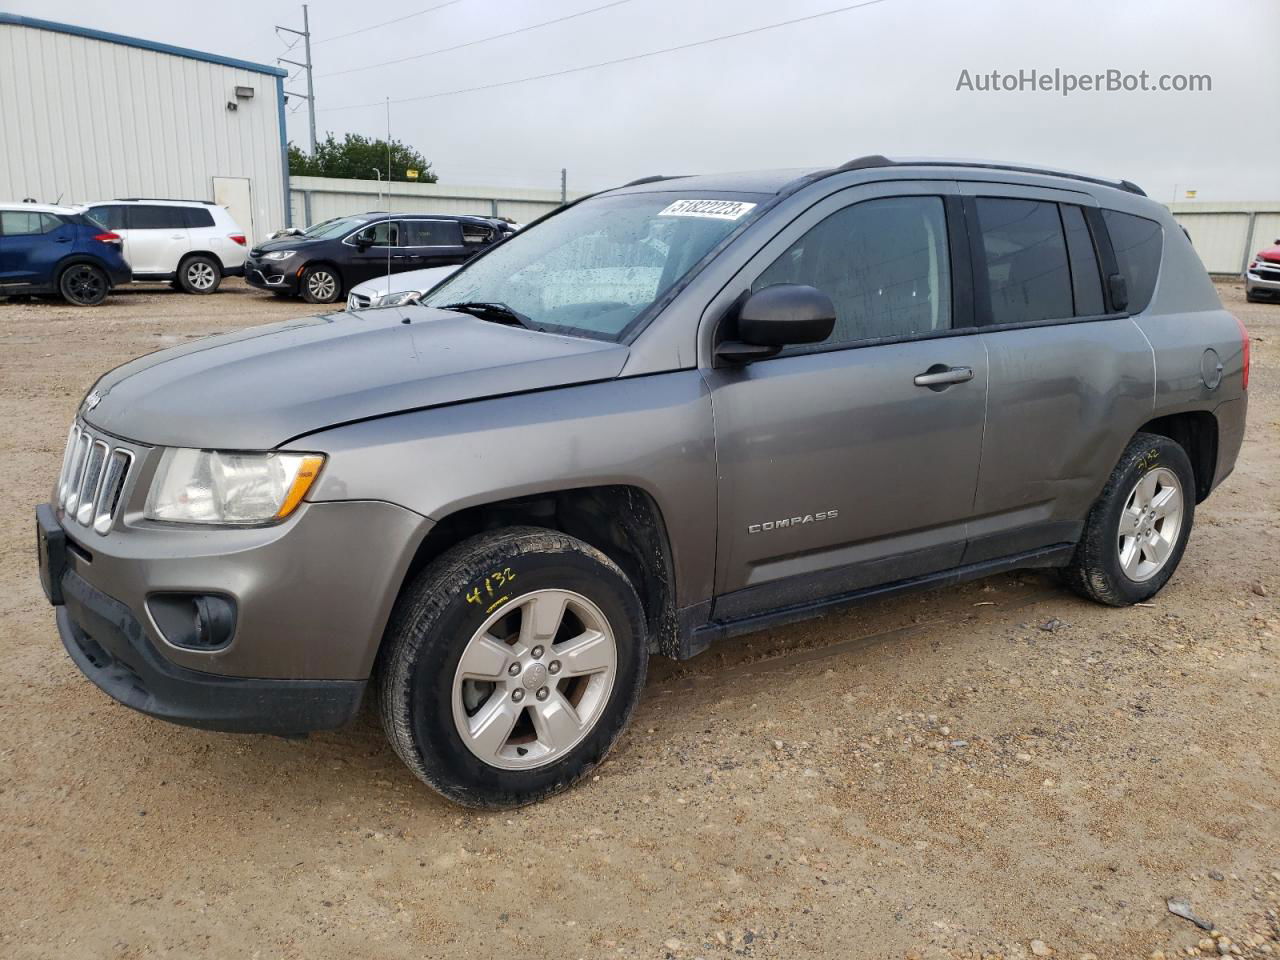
[
  {"x1": 715, "y1": 284, "x2": 836, "y2": 363},
  {"x1": 1107, "y1": 273, "x2": 1129, "y2": 313}
]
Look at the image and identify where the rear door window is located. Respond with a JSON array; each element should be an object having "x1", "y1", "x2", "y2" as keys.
[
  {"x1": 1102, "y1": 209, "x2": 1163, "y2": 313},
  {"x1": 129, "y1": 205, "x2": 189, "y2": 230},
  {"x1": 753, "y1": 195, "x2": 953, "y2": 348},
  {"x1": 404, "y1": 220, "x2": 462, "y2": 247},
  {"x1": 1061, "y1": 204, "x2": 1105, "y2": 316},
  {"x1": 183, "y1": 207, "x2": 216, "y2": 228},
  {"x1": 973, "y1": 198, "x2": 1073, "y2": 325}
]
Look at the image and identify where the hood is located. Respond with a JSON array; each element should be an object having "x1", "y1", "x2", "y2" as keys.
[
  {"x1": 350, "y1": 265, "x2": 460, "y2": 301},
  {"x1": 83, "y1": 308, "x2": 630, "y2": 449},
  {"x1": 1257, "y1": 245, "x2": 1280, "y2": 264},
  {"x1": 251, "y1": 235, "x2": 322, "y2": 254}
]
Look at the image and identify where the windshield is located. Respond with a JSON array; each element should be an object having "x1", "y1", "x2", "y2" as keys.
[
  {"x1": 301, "y1": 216, "x2": 366, "y2": 240},
  {"x1": 422, "y1": 192, "x2": 764, "y2": 341}
]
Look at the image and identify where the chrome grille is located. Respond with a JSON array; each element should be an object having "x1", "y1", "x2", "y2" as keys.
[{"x1": 56, "y1": 422, "x2": 134, "y2": 535}]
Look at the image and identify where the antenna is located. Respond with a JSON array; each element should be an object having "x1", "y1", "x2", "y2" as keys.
[{"x1": 385, "y1": 97, "x2": 392, "y2": 290}]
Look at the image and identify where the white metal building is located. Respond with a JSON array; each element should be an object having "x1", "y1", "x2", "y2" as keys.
[{"x1": 0, "y1": 14, "x2": 289, "y2": 243}]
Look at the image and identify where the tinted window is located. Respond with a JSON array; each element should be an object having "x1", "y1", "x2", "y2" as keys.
[
  {"x1": 184, "y1": 207, "x2": 216, "y2": 228},
  {"x1": 87, "y1": 205, "x2": 128, "y2": 230},
  {"x1": 129, "y1": 205, "x2": 189, "y2": 230},
  {"x1": 1061, "y1": 204, "x2": 1104, "y2": 316},
  {"x1": 351, "y1": 220, "x2": 399, "y2": 246},
  {"x1": 0, "y1": 211, "x2": 61, "y2": 235},
  {"x1": 974, "y1": 198, "x2": 1072, "y2": 325},
  {"x1": 753, "y1": 195, "x2": 952, "y2": 347},
  {"x1": 404, "y1": 220, "x2": 462, "y2": 246},
  {"x1": 1102, "y1": 209, "x2": 1163, "y2": 313}
]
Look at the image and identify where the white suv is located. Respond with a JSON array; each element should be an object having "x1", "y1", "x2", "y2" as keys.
[{"x1": 80, "y1": 200, "x2": 248, "y2": 294}]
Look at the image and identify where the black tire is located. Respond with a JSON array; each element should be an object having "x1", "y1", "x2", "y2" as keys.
[
  {"x1": 1245, "y1": 288, "x2": 1259, "y2": 303},
  {"x1": 178, "y1": 255, "x2": 222, "y2": 294},
  {"x1": 1062, "y1": 432, "x2": 1196, "y2": 606},
  {"x1": 300, "y1": 265, "x2": 341, "y2": 304},
  {"x1": 378, "y1": 526, "x2": 648, "y2": 808},
  {"x1": 58, "y1": 263, "x2": 109, "y2": 306}
]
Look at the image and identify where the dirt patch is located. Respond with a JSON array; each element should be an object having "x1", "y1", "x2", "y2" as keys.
[{"x1": 1, "y1": 280, "x2": 1277, "y2": 959}]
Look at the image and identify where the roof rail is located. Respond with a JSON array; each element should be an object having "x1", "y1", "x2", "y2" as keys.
[
  {"x1": 785, "y1": 156, "x2": 1146, "y2": 197},
  {"x1": 619, "y1": 175, "x2": 688, "y2": 188},
  {"x1": 114, "y1": 198, "x2": 217, "y2": 204}
]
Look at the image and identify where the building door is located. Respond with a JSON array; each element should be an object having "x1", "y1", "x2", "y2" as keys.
[{"x1": 213, "y1": 177, "x2": 254, "y2": 245}]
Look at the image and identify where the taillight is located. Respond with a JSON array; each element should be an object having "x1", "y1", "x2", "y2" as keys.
[
  {"x1": 229, "y1": 234, "x2": 246, "y2": 246},
  {"x1": 93, "y1": 232, "x2": 122, "y2": 246},
  {"x1": 1237, "y1": 315, "x2": 1250, "y2": 391}
]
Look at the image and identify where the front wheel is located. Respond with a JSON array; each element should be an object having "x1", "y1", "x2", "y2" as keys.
[
  {"x1": 1062, "y1": 432, "x2": 1195, "y2": 606},
  {"x1": 59, "y1": 263, "x2": 109, "y2": 306},
  {"x1": 300, "y1": 265, "x2": 341, "y2": 303},
  {"x1": 378, "y1": 527, "x2": 648, "y2": 808}
]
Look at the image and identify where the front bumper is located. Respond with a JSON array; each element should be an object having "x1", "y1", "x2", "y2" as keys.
[
  {"x1": 1245, "y1": 268, "x2": 1280, "y2": 295},
  {"x1": 56, "y1": 564, "x2": 364, "y2": 734},
  {"x1": 36, "y1": 482, "x2": 427, "y2": 732},
  {"x1": 244, "y1": 259, "x2": 298, "y2": 293}
]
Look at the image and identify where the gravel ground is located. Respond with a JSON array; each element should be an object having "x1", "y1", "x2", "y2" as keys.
[{"x1": 0, "y1": 279, "x2": 1277, "y2": 960}]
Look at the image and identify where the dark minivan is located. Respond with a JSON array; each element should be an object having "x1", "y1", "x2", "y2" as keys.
[{"x1": 244, "y1": 212, "x2": 508, "y2": 304}]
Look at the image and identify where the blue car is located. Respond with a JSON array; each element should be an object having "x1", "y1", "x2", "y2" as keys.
[{"x1": 0, "y1": 203, "x2": 132, "y2": 305}]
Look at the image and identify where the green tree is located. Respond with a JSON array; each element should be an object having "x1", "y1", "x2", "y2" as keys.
[{"x1": 288, "y1": 133, "x2": 437, "y2": 183}]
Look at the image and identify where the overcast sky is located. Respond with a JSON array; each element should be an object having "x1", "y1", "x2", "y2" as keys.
[{"x1": 9, "y1": 0, "x2": 1279, "y2": 200}]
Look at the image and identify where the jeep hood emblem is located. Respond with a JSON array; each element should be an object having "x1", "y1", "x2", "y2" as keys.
[{"x1": 82, "y1": 390, "x2": 103, "y2": 412}]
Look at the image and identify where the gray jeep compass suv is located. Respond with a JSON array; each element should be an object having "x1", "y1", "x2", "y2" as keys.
[{"x1": 36, "y1": 157, "x2": 1249, "y2": 808}]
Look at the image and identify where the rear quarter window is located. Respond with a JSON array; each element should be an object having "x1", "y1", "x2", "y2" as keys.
[{"x1": 1102, "y1": 209, "x2": 1163, "y2": 313}]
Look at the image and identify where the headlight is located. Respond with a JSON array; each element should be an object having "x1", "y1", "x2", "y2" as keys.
[
  {"x1": 371, "y1": 290, "x2": 426, "y2": 308},
  {"x1": 145, "y1": 449, "x2": 325, "y2": 525},
  {"x1": 260, "y1": 250, "x2": 296, "y2": 261}
]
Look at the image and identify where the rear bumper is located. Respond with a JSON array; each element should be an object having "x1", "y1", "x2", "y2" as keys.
[
  {"x1": 222, "y1": 263, "x2": 245, "y2": 278},
  {"x1": 56, "y1": 568, "x2": 365, "y2": 734}
]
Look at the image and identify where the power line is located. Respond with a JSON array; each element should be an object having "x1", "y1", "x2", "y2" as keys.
[
  {"x1": 319, "y1": 0, "x2": 632, "y2": 79},
  {"x1": 313, "y1": 0, "x2": 464, "y2": 45},
  {"x1": 317, "y1": 0, "x2": 894, "y2": 113}
]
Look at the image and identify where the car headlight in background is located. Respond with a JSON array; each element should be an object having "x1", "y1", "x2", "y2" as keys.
[
  {"x1": 260, "y1": 250, "x2": 296, "y2": 261},
  {"x1": 371, "y1": 290, "x2": 427, "y2": 308},
  {"x1": 144, "y1": 449, "x2": 325, "y2": 525}
]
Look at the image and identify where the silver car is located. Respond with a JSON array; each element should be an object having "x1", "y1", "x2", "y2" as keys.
[{"x1": 36, "y1": 157, "x2": 1248, "y2": 808}]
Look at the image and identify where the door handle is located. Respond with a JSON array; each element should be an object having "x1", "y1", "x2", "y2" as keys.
[
  {"x1": 55, "y1": 237, "x2": 73, "y2": 243},
  {"x1": 913, "y1": 365, "x2": 974, "y2": 388}
]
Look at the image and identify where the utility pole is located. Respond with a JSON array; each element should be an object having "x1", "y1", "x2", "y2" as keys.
[
  {"x1": 276, "y1": 5, "x2": 317, "y2": 155},
  {"x1": 560, "y1": 168, "x2": 567, "y2": 204}
]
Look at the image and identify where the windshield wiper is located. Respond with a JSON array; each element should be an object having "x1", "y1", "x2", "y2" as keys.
[{"x1": 440, "y1": 301, "x2": 538, "y2": 330}]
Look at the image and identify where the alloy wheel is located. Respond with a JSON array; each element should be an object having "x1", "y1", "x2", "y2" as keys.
[
  {"x1": 307, "y1": 270, "x2": 337, "y2": 301},
  {"x1": 63, "y1": 265, "x2": 105, "y2": 304},
  {"x1": 451, "y1": 589, "x2": 617, "y2": 770},
  {"x1": 187, "y1": 261, "x2": 217, "y2": 290},
  {"x1": 1117, "y1": 466, "x2": 1184, "y2": 582}
]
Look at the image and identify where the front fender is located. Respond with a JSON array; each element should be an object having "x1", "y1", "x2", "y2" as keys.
[{"x1": 295, "y1": 372, "x2": 719, "y2": 609}]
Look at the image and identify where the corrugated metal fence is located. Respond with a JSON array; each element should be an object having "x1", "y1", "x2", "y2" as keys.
[
  {"x1": 1167, "y1": 202, "x2": 1280, "y2": 275},
  {"x1": 289, "y1": 176, "x2": 586, "y2": 228}
]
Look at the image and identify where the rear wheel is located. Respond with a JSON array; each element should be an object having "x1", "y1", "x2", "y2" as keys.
[
  {"x1": 1062, "y1": 433, "x2": 1195, "y2": 606},
  {"x1": 58, "y1": 263, "x2": 109, "y2": 306},
  {"x1": 378, "y1": 527, "x2": 648, "y2": 808},
  {"x1": 178, "y1": 255, "x2": 221, "y2": 294},
  {"x1": 300, "y1": 265, "x2": 341, "y2": 303}
]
